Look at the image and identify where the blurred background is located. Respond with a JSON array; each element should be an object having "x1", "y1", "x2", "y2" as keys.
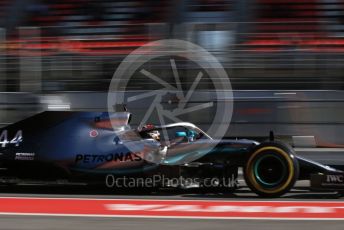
[{"x1": 1, "y1": 0, "x2": 344, "y2": 153}]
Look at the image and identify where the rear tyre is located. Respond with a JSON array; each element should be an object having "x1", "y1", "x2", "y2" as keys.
[{"x1": 244, "y1": 141, "x2": 299, "y2": 197}]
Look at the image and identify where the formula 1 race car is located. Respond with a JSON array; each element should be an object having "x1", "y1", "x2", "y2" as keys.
[{"x1": 0, "y1": 110, "x2": 343, "y2": 197}]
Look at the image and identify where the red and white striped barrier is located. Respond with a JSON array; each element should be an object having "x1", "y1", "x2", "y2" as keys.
[{"x1": 0, "y1": 197, "x2": 344, "y2": 220}]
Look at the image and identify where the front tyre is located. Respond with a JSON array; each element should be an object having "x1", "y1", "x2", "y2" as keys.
[{"x1": 244, "y1": 141, "x2": 299, "y2": 197}]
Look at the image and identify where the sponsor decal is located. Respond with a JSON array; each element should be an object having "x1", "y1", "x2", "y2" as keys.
[
  {"x1": 75, "y1": 152, "x2": 142, "y2": 163},
  {"x1": 322, "y1": 174, "x2": 344, "y2": 186},
  {"x1": 1, "y1": 198, "x2": 344, "y2": 219},
  {"x1": 114, "y1": 136, "x2": 122, "y2": 145},
  {"x1": 89, "y1": 130, "x2": 99, "y2": 138},
  {"x1": 15, "y1": 152, "x2": 35, "y2": 161},
  {"x1": 327, "y1": 175, "x2": 344, "y2": 183}
]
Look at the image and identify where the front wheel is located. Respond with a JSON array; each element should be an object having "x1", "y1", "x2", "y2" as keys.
[{"x1": 244, "y1": 141, "x2": 299, "y2": 197}]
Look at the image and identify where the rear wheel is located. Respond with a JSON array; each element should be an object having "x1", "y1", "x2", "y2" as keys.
[{"x1": 244, "y1": 141, "x2": 299, "y2": 197}]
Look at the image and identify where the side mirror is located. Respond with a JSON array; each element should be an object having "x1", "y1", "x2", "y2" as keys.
[{"x1": 175, "y1": 131, "x2": 187, "y2": 137}]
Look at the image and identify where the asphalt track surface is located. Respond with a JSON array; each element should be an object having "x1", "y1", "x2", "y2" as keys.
[{"x1": 0, "y1": 181, "x2": 344, "y2": 230}]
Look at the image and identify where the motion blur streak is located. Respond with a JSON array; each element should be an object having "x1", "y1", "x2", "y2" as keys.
[{"x1": 0, "y1": 1, "x2": 344, "y2": 230}]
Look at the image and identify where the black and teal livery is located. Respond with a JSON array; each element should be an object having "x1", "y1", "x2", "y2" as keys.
[{"x1": 0, "y1": 111, "x2": 343, "y2": 197}]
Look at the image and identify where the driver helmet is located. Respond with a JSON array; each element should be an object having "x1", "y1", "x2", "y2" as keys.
[{"x1": 148, "y1": 130, "x2": 160, "y2": 141}]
